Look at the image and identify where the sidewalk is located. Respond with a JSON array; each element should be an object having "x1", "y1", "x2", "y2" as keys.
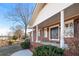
[{"x1": 11, "y1": 49, "x2": 33, "y2": 56}]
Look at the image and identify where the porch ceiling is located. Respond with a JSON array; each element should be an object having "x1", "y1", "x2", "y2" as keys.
[
  {"x1": 38, "y1": 3, "x2": 79, "y2": 29},
  {"x1": 38, "y1": 13, "x2": 60, "y2": 29},
  {"x1": 33, "y1": 3, "x2": 73, "y2": 27}
]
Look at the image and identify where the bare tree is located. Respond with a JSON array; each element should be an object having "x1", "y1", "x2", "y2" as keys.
[
  {"x1": 10, "y1": 25, "x2": 24, "y2": 40},
  {"x1": 7, "y1": 3, "x2": 35, "y2": 39}
]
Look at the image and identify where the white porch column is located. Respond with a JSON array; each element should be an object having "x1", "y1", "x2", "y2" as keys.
[
  {"x1": 60, "y1": 10, "x2": 65, "y2": 48},
  {"x1": 36, "y1": 25, "x2": 38, "y2": 42},
  {"x1": 31, "y1": 28, "x2": 33, "y2": 42}
]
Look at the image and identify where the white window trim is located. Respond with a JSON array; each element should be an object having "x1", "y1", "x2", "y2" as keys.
[
  {"x1": 65, "y1": 19, "x2": 74, "y2": 24},
  {"x1": 49, "y1": 20, "x2": 74, "y2": 41},
  {"x1": 38, "y1": 29, "x2": 40, "y2": 37},
  {"x1": 44, "y1": 28, "x2": 48, "y2": 38},
  {"x1": 31, "y1": 28, "x2": 35, "y2": 42},
  {"x1": 49, "y1": 24, "x2": 59, "y2": 41},
  {"x1": 64, "y1": 20, "x2": 74, "y2": 38}
]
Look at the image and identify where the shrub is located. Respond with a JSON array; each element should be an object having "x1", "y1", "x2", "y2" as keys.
[
  {"x1": 64, "y1": 38, "x2": 79, "y2": 55},
  {"x1": 8, "y1": 41, "x2": 13, "y2": 45},
  {"x1": 25, "y1": 38, "x2": 30, "y2": 42},
  {"x1": 20, "y1": 40, "x2": 30, "y2": 49},
  {"x1": 33, "y1": 45, "x2": 64, "y2": 56},
  {"x1": 12, "y1": 35, "x2": 18, "y2": 40}
]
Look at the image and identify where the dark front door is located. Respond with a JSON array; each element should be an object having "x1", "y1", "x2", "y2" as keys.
[{"x1": 74, "y1": 19, "x2": 79, "y2": 39}]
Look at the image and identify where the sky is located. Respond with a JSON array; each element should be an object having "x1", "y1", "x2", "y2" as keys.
[{"x1": 0, "y1": 3, "x2": 36, "y2": 36}]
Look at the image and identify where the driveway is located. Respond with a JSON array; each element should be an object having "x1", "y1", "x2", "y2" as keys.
[{"x1": 0, "y1": 44, "x2": 22, "y2": 56}]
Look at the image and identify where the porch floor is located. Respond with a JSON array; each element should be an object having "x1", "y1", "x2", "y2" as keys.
[{"x1": 32, "y1": 41, "x2": 60, "y2": 47}]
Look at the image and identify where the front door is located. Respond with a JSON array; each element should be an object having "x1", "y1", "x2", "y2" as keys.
[{"x1": 74, "y1": 19, "x2": 79, "y2": 39}]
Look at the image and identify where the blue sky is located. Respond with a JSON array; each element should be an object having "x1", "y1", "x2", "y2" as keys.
[{"x1": 0, "y1": 3, "x2": 36, "y2": 35}]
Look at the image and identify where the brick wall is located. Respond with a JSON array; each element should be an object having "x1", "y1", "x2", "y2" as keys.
[{"x1": 33, "y1": 29, "x2": 36, "y2": 42}]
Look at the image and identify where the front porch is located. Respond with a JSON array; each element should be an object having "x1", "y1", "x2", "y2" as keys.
[{"x1": 30, "y1": 4, "x2": 79, "y2": 49}]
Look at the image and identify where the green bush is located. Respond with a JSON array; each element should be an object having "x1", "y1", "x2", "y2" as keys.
[
  {"x1": 33, "y1": 45, "x2": 64, "y2": 56},
  {"x1": 20, "y1": 41, "x2": 30, "y2": 49},
  {"x1": 8, "y1": 41, "x2": 13, "y2": 45},
  {"x1": 25, "y1": 38, "x2": 30, "y2": 42},
  {"x1": 12, "y1": 35, "x2": 18, "y2": 40}
]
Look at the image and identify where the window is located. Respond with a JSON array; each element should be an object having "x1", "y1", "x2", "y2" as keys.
[
  {"x1": 50, "y1": 27, "x2": 58, "y2": 39},
  {"x1": 64, "y1": 20, "x2": 74, "y2": 37},
  {"x1": 44, "y1": 28, "x2": 47, "y2": 38},
  {"x1": 49, "y1": 25, "x2": 59, "y2": 41},
  {"x1": 38, "y1": 30, "x2": 40, "y2": 37}
]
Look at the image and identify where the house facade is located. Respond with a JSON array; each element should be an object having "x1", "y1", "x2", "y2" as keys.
[{"x1": 28, "y1": 3, "x2": 79, "y2": 48}]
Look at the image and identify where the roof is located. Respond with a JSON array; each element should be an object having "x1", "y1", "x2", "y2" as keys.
[
  {"x1": 28, "y1": 3, "x2": 74, "y2": 28},
  {"x1": 28, "y1": 3, "x2": 46, "y2": 28}
]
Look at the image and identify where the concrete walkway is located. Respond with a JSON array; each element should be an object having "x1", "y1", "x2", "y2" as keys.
[{"x1": 11, "y1": 49, "x2": 33, "y2": 56}]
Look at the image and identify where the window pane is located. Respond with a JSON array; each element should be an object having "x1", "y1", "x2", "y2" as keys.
[
  {"x1": 64, "y1": 22, "x2": 74, "y2": 37},
  {"x1": 38, "y1": 30, "x2": 40, "y2": 37},
  {"x1": 51, "y1": 27, "x2": 58, "y2": 39},
  {"x1": 44, "y1": 28, "x2": 47, "y2": 38}
]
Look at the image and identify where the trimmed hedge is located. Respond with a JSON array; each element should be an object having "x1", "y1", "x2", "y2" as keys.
[{"x1": 33, "y1": 45, "x2": 64, "y2": 56}]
